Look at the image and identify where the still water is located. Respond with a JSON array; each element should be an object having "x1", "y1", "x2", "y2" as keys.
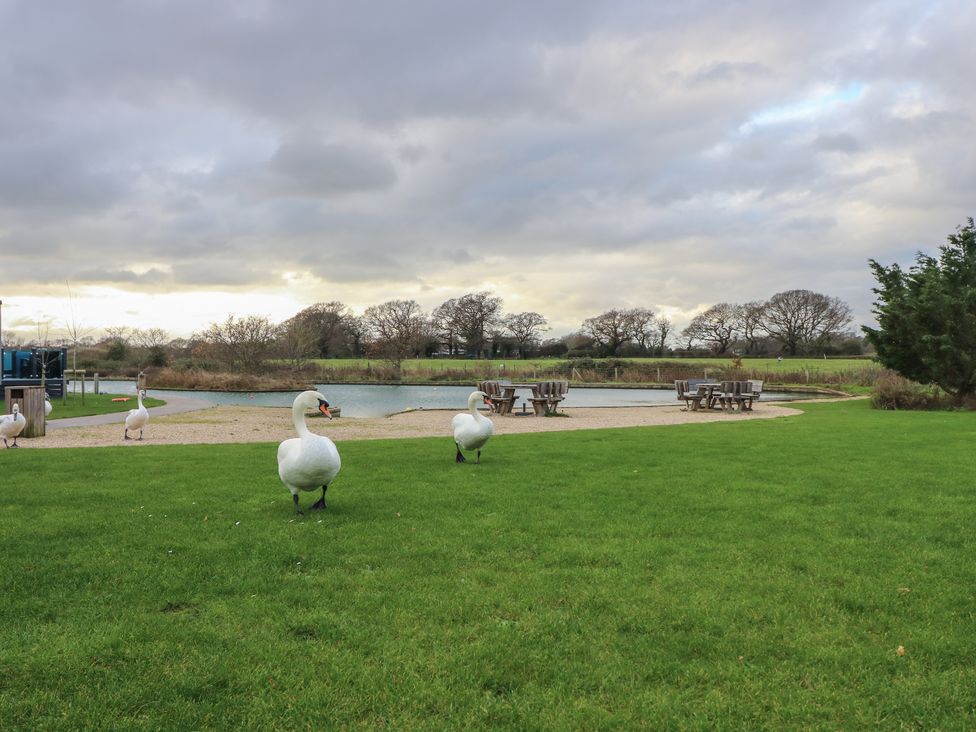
[{"x1": 89, "y1": 380, "x2": 821, "y2": 419}]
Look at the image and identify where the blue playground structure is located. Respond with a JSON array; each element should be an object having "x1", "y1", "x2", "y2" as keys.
[{"x1": 1, "y1": 347, "x2": 68, "y2": 398}]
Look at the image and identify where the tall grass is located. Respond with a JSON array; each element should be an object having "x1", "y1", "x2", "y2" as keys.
[{"x1": 309, "y1": 357, "x2": 881, "y2": 389}]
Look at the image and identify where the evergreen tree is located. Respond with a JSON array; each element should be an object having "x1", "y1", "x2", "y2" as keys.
[{"x1": 864, "y1": 218, "x2": 976, "y2": 404}]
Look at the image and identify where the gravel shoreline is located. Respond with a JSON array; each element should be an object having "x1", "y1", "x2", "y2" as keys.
[{"x1": 23, "y1": 402, "x2": 804, "y2": 449}]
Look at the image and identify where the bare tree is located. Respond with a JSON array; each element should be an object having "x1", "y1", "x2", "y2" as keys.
[
  {"x1": 63, "y1": 283, "x2": 93, "y2": 380},
  {"x1": 446, "y1": 292, "x2": 503, "y2": 358},
  {"x1": 362, "y1": 299, "x2": 428, "y2": 370},
  {"x1": 582, "y1": 309, "x2": 634, "y2": 356},
  {"x1": 737, "y1": 301, "x2": 766, "y2": 355},
  {"x1": 432, "y1": 298, "x2": 460, "y2": 356},
  {"x1": 132, "y1": 327, "x2": 170, "y2": 367},
  {"x1": 281, "y1": 301, "x2": 356, "y2": 358},
  {"x1": 682, "y1": 303, "x2": 741, "y2": 354},
  {"x1": 276, "y1": 319, "x2": 318, "y2": 368},
  {"x1": 199, "y1": 315, "x2": 279, "y2": 372},
  {"x1": 654, "y1": 316, "x2": 673, "y2": 356},
  {"x1": 103, "y1": 326, "x2": 132, "y2": 361},
  {"x1": 626, "y1": 307, "x2": 656, "y2": 353},
  {"x1": 502, "y1": 312, "x2": 549, "y2": 358},
  {"x1": 758, "y1": 290, "x2": 853, "y2": 355}
]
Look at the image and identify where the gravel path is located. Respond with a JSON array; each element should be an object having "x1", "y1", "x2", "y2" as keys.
[{"x1": 22, "y1": 402, "x2": 804, "y2": 449}]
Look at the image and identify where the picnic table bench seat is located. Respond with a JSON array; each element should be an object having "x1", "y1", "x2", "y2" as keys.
[{"x1": 529, "y1": 380, "x2": 568, "y2": 415}]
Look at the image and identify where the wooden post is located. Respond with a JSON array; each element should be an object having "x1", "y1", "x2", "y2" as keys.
[
  {"x1": 94, "y1": 373, "x2": 100, "y2": 394},
  {"x1": 4, "y1": 386, "x2": 45, "y2": 438},
  {"x1": 81, "y1": 377, "x2": 85, "y2": 404}
]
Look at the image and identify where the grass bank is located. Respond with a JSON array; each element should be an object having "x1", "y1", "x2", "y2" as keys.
[
  {"x1": 1, "y1": 392, "x2": 165, "y2": 420},
  {"x1": 2, "y1": 400, "x2": 974, "y2": 727}
]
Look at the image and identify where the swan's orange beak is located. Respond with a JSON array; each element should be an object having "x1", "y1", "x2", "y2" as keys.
[
  {"x1": 484, "y1": 397, "x2": 493, "y2": 408},
  {"x1": 318, "y1": 400, "x2": 332, "y2": 419}
]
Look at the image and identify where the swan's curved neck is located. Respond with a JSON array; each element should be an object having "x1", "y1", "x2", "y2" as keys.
[
  {"x1": 137, "y1": 392, "x2": 144, "y2": 408},
  {"x1": 468, "y1": 394, "x2": 485, "y2": 420},
  {"x1": 292, "y1": 399, "x2": 311, "y2": 437}
]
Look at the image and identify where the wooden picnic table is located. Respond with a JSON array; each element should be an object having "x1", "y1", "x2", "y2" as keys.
[{"x1": 479, "y1": 381, "x2": 568, "y2": 416}]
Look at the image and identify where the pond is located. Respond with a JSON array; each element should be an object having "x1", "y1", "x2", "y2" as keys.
[{"x1": 85, "y1": 380, "x2": 826, "y2": 419}]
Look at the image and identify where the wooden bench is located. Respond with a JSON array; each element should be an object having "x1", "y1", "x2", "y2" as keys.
[{"x1": 529, "y1": 380, "x2": 567, "y2": 415}]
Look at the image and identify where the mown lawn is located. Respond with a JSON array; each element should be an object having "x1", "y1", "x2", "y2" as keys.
[
  {"x1": 1, "y1": 400, "x2": 974, "y2": 729},
  {"x1": 1, "y1": 392, "x2": 166, "y2": 420}
]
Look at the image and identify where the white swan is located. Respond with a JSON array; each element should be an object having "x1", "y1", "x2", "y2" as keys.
[
  {"x1": 44, "y1": 394, "x2": 53, "y2": 417},
  {"x1": 452, "y1": 390, "x2": 494, "y2": 463},
  {"x1": 277, "y1": 390, "x2": 341, "y2": 515},
  {"x1": 124, "y1": 389, "x2": 149, "y2": 440},
  {"x1": 1, "y1": 403, "x2": 27, "y2": 448}
]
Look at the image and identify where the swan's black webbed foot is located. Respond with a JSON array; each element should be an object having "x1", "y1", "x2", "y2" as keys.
[
  {"x1": 476, "y1": 450, "x2": 481, "y2": 464},
  {"x1": 310, "y1": 486, "x2": 328, "y2": 510},
  {"x1": 455, "y1": 445, "x2": 466, "y2": 463},
  {"x1": 293, "y1": 494, "x2": 304, "y2": 516}
]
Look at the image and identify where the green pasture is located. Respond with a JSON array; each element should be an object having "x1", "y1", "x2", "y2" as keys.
[
  {"x1": 2, "y1": 400, "x2": 974, "y2": 729},
  {"x1": 1, "y1": 392, "x2": 165, "y2": 420},
  {"x1": 311, "y1": 356, "x2": 880, "y2": 376}
]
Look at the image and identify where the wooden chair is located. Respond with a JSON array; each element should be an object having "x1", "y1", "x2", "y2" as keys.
[
  {"x1": 717, "y1": 380, "x2": 736, "y2": 411},
  {"x1": 675, "y1": 380, "x2": 705, "y2": 411},
  {"x1": 477, "y1": 381, "x2": 511, "y2": 414},
  {"x1": 738, "y1": 380, "x2": 762, "y2": 411}
]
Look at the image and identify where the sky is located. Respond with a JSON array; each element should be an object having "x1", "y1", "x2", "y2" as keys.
[{"x1": 1, "y1": 0, "x2": 974, "y2": 342}]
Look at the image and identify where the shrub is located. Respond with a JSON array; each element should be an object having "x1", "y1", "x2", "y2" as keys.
[{"x1": 870, "y1": 372, "x2": 950, "y2": 410}]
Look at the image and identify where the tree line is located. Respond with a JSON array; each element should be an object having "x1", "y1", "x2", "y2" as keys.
[{"x1": 6, "y1": 288, "x2": 860, "y2": 374}]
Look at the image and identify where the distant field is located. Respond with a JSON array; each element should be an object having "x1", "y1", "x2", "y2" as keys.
[{"x1": 310, "y1": 357, "x2": 880, "y2": 375}]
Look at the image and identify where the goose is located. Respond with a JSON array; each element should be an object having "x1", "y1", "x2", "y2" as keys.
[
  {"x1": 452, "y1": 390, "x2": 494, "y2": 463},
  {"x1": 277, "y1": 390, "x2": 341, "y2": 515},
  {"x1": 1, "y1": 403, "x2": 27, "y2": 448},
  {"x1": 44, "y1": 394, "x2": 53, "y2": 417},
  {"x1": 124, "y1": 389, "x2": 149, "y2": 440}
]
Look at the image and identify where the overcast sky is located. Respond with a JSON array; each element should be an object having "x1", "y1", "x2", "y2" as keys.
[{"x1": 1, "y1": 0, "x2": 973, "y2": 341}]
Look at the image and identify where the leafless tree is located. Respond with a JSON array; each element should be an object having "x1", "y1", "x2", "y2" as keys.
[
  {"x1": 502, "y1": 312, "x2": 549, "y2": 358},
  {"x1": 132, "y1": 327, "x2": 170, "y2": 367},
  {"x1": 682, "y1": 303, "x2": 741, "y2": 354},
  {"x1": 281, "y1": 301, "x2": 356, "y2": 357},
  {"x1": 432, "y1": 298, "x2": 460, "y2": 356},
  {"x1": 653, "y1": 316, "x2": 673, "y2": 356},
  {"x1": 582, "y1": 309, "x2": 634, "y2": 355},
  {"x1": 276, "y1": 318, "x2": 318, "y2": 368},
  {"x1": 758, "y1": 290, "x2": 853, "y2": 355},
  {"x1": 626, "y1": 307, "x2": 657, "y2": 353},
  {"x1": 199, "y1": 315, "x2": 279, "y2": 372},
  {"x1": 445, "y1": 292, "x2": 503, "y2": 358},
  {"x1": 737, "y1": 301, "x2": 766, "y2": 355},
  {"x1": 63, "y1": 283, "x2": 93, "y2": 379},
  {"x1": 362, "y1": 299, "x2": 429, "y2": 370}
]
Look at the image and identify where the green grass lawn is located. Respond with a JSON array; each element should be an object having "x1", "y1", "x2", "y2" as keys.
[
  {"x1": 2, "y1": 400, "x2": 974, "y2": 729},
  {"x1": 1, "y1": 392, "x2": 166, "y2": 420}
]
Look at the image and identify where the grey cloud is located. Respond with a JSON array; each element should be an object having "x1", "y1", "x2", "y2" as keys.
[
  {"x1": 689, "y1": 61, "x2": 773, "y2": 86},
  {"x1": 267, "y1": 139, "x2": 397, "y2": 196},
  {"x1": 0, "y1": 0, "x2": 974, "y2": 333},
  {"x1": 813, "y1": 133, "x2": 861, "y2": 154}
]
